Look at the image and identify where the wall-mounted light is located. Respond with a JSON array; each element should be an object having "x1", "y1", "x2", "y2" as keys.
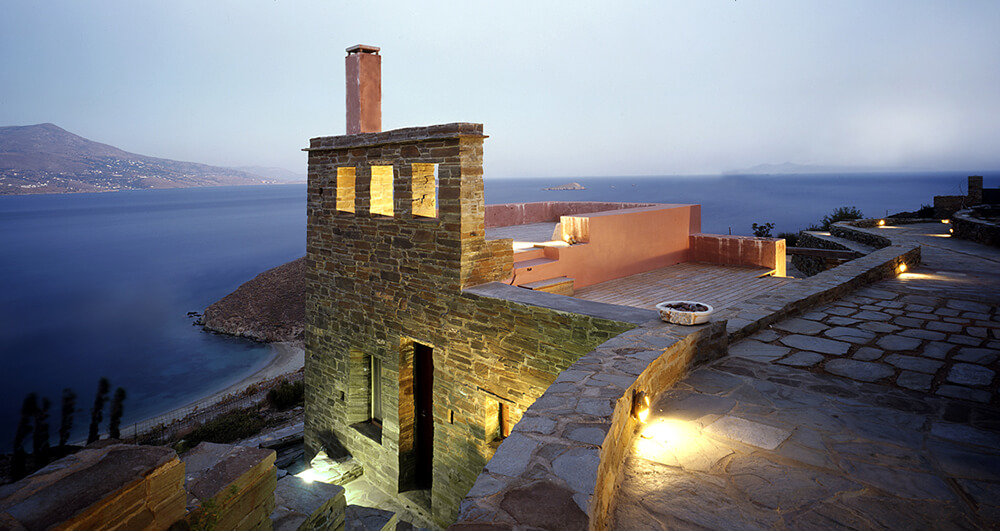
[
  {"x1": 878, "y1": 219, "x2": 886, "y2": 227},
  {"x1": 631, "y1": 389, "x2": 650, "y2": 423},
  {"x1": 897, "y1": 263, "x2": 908, "y2": 274},
  {"x1": 942, "y1": 219, "x2": 951, "y2": 224}
]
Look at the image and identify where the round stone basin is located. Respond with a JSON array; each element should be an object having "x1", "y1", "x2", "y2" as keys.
[{"x1": 655, "y1": 300, "x2": 714, "y2": 325}]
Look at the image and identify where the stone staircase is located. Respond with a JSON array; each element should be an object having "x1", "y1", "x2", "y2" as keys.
[{"x1": 512, "y1": 243, "x2": 577, "y2": 296}]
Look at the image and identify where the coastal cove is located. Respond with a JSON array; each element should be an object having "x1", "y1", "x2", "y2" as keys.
[
  {"x1": 0, "y1": 185, "x2": 305, "y2": 450},
  {"x1": 0, "y1": 172, "x2": 994, "y2": 451}
]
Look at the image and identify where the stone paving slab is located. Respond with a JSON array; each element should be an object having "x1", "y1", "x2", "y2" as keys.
[
  {"x1": 612, "y1": 222, "x2": 1000, "y2": 529},
  {"x1": 611, "y1": 356, "x2": 1000, "y2": 529}
]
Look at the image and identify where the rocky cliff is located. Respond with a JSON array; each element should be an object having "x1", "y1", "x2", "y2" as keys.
[{"x1": 202, "y1": 257, "x2": 305, "y2": 344}]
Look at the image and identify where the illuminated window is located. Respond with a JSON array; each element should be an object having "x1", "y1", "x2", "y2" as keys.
[
  {"x1": 370, "y1": 165, "x2": 394, "y2": 217},
  {"x1": 411, "y1": 163, "x2": 438, "y2": 218},
  {"x1": 336, "y1": 167, "x2": 356, "y2": 213}
]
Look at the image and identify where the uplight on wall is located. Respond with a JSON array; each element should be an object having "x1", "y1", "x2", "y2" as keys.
[{"x1": 631, "y1": 389, "x2": 650, "y2": 423}]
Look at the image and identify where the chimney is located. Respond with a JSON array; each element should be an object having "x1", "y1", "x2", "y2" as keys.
[{"x1": 345, "y1": 44, "x2": 381, "y2": 134}]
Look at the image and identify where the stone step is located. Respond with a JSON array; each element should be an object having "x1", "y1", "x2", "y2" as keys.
[
  {"x1": 271, "y1": 474, "x2": 346, "y2": 531},
  {"x1": 513, "y1": 247, "x2": 546, "y2": 261},
  {"x1": 345, "y1": 505, "x2": 398, "y2": 531},
  {"x1": 520, "y1": 276, "x2": 575, "y2": 296},
  {"x1": 512, "y1": 257, "x2": 558, "y2": 270},
  {"x1": 801, "y1": 231, "x2": 878, "y2": 255}
]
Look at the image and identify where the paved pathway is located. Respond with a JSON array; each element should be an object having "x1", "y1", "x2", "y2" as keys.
[{"x1": 612, "y1": 223, "x2": 1000, "y2": 529}]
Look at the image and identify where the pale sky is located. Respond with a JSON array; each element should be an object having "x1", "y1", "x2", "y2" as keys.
[{"x1": 2, "y1": 1, "x2": 998, "y2": 178}]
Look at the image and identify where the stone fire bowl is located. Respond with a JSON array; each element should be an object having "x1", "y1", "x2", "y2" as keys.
[{"x1": 655, "y1": 301, "x2": 714, "y2": 325}]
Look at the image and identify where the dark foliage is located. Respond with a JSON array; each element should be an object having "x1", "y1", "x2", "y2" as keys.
[
  {"x1": 32, "y1": 398, "x2": 51, "y2": 468},
  {"x1": 751, "y1": 222, "x2": 775, "y2": 238},
  {"x1": 59, "y1": 388, "x2": 76, "y2": 451},
  {"x1": 11, "y1": 393, "x2": 38, "y2": 480},
  {"x1": 88, "y1": 378, "x2": 110, "y2": 444},
  {"x1": 176, "y1": 408, "x2": 265, "y2": 453},
  {"x1": 777, "y1": 231, "x2": 800, "y2": 247},
  {"x1": 821, "y1": 206, "x2": 864, "y2": 230},
  {"x1": 267, "y1": 380, "x2": 305, "y2": 411},
  {"x1": 109, "y1": 387, "x2": 127, "y2": 440}
]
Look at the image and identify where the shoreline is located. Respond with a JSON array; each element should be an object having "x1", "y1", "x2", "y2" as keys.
[{"x1": 129, "y1": 341, "x2": 305, "y2": 431}]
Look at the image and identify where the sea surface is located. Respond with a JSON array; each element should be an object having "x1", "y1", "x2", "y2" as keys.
[
  {"x1": 0, "y1": 185, "x2": 306, "y2": 451},
  {"x1": 1, "y1": 172, "x2": 995, "y2": 452}
]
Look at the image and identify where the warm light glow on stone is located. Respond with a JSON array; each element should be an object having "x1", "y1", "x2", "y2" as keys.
[
  {"x1": 636, "y1": 419, "x2": 701, "y2": 461},
  {"x1": 898, "y1": 263, "x2": 908, "y2": 274},
  {"x1": 878, "y1": 219, "x2": 886, "y2": 226},
  {"x1": 296, "y1": 468, "x2": 319, "y2": 483}
]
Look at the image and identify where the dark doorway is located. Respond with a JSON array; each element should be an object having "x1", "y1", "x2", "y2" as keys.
[{"x1": 414, "y1": 342, "x2": 434, "y2": 490}]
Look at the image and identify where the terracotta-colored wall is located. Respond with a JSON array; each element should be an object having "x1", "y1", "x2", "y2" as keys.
[
  {"x1": 689, "y1": 233, "x2": 786, "y2": 276},
  {"x1": 512, "y1": 205, "x2": 701, "y2": 289},
  {"x1": 485, "y1": 202, "x2": 656, "y2": 228}
]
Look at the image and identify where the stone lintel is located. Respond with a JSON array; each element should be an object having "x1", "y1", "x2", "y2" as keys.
[{"x1": 305, "y1": 123, "x2": 487, "y2": 151}]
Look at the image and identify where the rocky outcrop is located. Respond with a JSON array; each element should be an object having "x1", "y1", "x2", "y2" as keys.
[{"x1": 202, "y1": 257, "x2": 305, "y2": 344}]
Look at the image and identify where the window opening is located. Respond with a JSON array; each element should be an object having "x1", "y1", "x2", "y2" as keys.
[
  {"x1": 370, "y1": 356, "x2": 383, "y2": 424},
  {"x1": 411, "y1": 163, "x2": 438, "y2": 218},
  {"x1": 370, "y1": 165, "x2": 394, "y2": 216},
  {"x1": 336, "y1": 167, "x2": 356, "y2": 213}
]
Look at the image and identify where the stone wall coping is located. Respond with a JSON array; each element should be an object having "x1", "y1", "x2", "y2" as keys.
[
  {"x1": 453, "y1": 224, "x2": 922, "y2": 530},
  {"x1": 463, "y1": 282, "x2": 658, "y2": 325},
  {"x1": 305, "y1": 123, "x2": 486, "y2": 151}
]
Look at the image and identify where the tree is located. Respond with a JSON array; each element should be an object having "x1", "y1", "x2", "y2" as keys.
[
  {"x1": 11, "y1": 393, "x2": 38, "y2": 480},
  {"x1": 59, "y1": 388, "x2": 76, "y2": 453},
  {"x1": 752, "y1": 222, "x2": 774, "y2": 238},
  {"x1": 821, "y1": 206, "x2": 864, "y2": 230},
  {"x1": 33, "y1": 397, "x2": 51, "y2": 468},
  {"x1": 109, "y1": 387, "x2": 127, "y2": 440},
  {"x1": 88, "y1": 378, "x2": 110, "y2": 444}
]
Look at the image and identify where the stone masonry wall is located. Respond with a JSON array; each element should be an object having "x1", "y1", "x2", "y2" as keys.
[
  {"x1": 304, "y1": 123, "x2": 635, "y2": 527},
  {"x1": 952, "y1": 209, "x2": 1000, "y2": 248}
]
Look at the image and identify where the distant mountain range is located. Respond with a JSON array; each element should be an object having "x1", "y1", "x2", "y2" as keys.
[
  {"x1": 0, "y1": 123, "x2": 299, "y2": 195},
  {"x1": 723, "y1": 162, "x2": 919, "y2": 175}
]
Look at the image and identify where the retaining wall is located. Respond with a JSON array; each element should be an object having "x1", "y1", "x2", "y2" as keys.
[
  {"x1": 452, "y1": 227, "x2": 920, "y2": 529},
  {"x1": 952, "y1": 209, "x2": 1000, "y2": 248}
]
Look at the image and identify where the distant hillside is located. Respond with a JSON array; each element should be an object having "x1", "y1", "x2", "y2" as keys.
[
  {"x1": 201, "y1": 257, "x2": 305, "y2": 344},
  {"x1": 231, "y1": 166, "x2": 306, "y2": 183},
  {"x1": 0, "y1": 123, "x2": 269, "y2": 195}
]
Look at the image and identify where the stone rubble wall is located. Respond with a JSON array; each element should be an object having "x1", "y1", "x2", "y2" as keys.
[
  {"x1": 952, "y1": 209, "x2": 1000, "y2": 248},
  {"x1": 453, "y1": 232, "x2": 921, "y2": 530}
]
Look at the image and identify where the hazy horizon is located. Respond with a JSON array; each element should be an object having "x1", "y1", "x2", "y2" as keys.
[{"x1": 3, "y1": 1, "x2": 999, "y2": 178}]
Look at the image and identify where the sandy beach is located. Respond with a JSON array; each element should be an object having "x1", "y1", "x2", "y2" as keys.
[{"x1": 132, "y1": 341, "x2": 305, "y2": 430}]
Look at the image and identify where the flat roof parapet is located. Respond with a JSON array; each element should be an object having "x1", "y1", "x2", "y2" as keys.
[{"x1": 305, "y1": 122, "x2": 486, "y2": 151}]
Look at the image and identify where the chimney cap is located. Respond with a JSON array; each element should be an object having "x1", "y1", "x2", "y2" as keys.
[{"x1": 346, "y1": 44, "x2": 380, "y2": 55}]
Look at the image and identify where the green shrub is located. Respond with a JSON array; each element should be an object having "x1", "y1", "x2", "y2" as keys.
[
  {"x1": 177, "y1": 408, "x2": 264, "y2": 453},
  {"x1": 821, "y1": 206, "x2": 864, "y2": 230},
  {"x1": 267, "y1": 381, "x2": 305, "y2": 411},
  {"x1": 777, "y1": 232, "x2": 799, "y2": 247},
  {"x1": 751, "y1": 222, "x2": 774, "y2": 238}
]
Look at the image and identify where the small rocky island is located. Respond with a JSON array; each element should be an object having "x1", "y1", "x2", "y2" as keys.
[
  {"x1": 543, "y1": 181, "x2": 585, "y2": 191},
  {"x1": 201, "y1": 257, "x2": 306, "y2": 344}
]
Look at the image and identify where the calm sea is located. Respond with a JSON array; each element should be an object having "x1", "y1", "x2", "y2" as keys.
[
  {"x1": 0, "y1": 171, "x2": 995, "y2": 451},
  {"x1": 0, "y1": 185, "x2": 306, "y2": 451}
]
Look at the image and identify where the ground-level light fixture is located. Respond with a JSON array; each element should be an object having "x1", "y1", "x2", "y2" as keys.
[
  {"x1": 631, "y1": 389, "x2": 651, "y2": 423},
  {"x1": 878, "y1": 219, "x2": 886, "y2": 227},
  {"x1": 897, "y1": 263, "x2": 908, "y2": 274}
]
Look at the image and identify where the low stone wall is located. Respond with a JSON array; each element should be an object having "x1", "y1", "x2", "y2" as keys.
[
  {"x1": 453, "y1": 230, "x2": 921, "y2": 530},
  {"x1": 0, "y1": 445, "x2": 186, "y2": 530},
  {"x1": 181, "y1": 442, "x2": 278, "y2": 530},
  {"x1": 952, "y1": 209, "x2": 1000, "y2": 248},
  {"x1": 830, "y1": 221, "x2": 892, "y2": 249}
]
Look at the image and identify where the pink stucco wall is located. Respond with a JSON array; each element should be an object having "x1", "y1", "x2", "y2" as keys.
[
  {"x1": 485, "y1": 202, "x2": 656, "y2": 228},
  {"x1": 689, "y1": 234, "x2": 786, "y2": 276},
  {"x1": 512, "y1": 204, "x2": 701, "y2": 289}
]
